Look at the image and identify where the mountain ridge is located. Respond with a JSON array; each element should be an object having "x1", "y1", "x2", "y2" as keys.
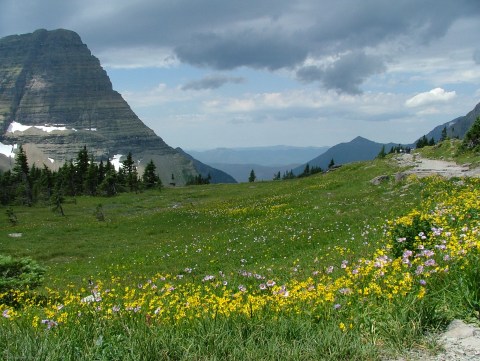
[
  {"x1": 0, "y1": 29, "x2": 228, "y2": 185},
  {"x1": 187, "y1": 145, "x2": 329, "y2": 167}
]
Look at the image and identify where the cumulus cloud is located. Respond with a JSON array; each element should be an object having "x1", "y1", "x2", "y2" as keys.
[
  {"x1": 296, "y1": 51, "x2": 386, "y2": 94},
  {"x1": 181, "y1": 74, "x2": 245, "y2": 91},
  {"x1": 405, "y1": 88, "x2": 456, "y2": 108}
]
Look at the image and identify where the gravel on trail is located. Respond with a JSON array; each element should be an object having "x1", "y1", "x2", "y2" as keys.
[{"x1": 395, "y1": 153, "x2": 480, "y2": 179}]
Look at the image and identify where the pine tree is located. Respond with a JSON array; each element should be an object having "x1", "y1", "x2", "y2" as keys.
[
  {"x1": 84, "y1": 156, "x2": 99, "y2": 195},
  {"x1": 441, "y1": 126, "x2": 448, "y2": 141},
  {"x1": 416, "y1": 135, "x2": 429, "y2": 149},
  {"x1": 75, "y1": 146, "x2": 89, "y2": 194},
  {"x1": 142, "y1": 160, "x2": 161, "y2": 189},
  {"x1": 462, "y1": 116, "x2": 480, "y2": 151},
  {"x1": 376, "y1": 145, "x2": 386, "y2": 159},
  {"x1": 328, "y1": 158, "x2": 335, "y2": 169},
  {"x1": 121, "y1": 152, "x2": 139, "y2": 192},
  {"x1": 13, "y1": 145, "x2": 29, "y2": 181},
  {"x1": 99, "y1": 169, "x2": 118, "y2": 196},
  {"x1": 248, "y1": 169, "x2": 256, "y2": 183},
  {"x1": 13, "y1": 145, "x2": 32, "y2": 205}
]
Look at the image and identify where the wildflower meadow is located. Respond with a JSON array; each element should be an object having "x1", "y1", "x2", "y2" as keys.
[{"x1": 1, "y1": 156, "x2": 480, "y2": 360}]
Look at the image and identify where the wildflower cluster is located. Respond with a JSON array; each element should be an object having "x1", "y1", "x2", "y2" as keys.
[{"x1": 1, "y1": 177, "x2": 479, "y2": 341}]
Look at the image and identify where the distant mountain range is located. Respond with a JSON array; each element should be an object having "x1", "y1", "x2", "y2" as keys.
[
  {"x1": 186, "y1": 146, "x2": 330, "y2": 182},
  {"x1": 186, "y1": 146, "x2": 329, "y2": 167},
  {"x1": 208, "y1": 163, "x2": 300, "y2": 183},
  {"x1": 197, "y1": 100, "x2": 480, "y2": 182}
]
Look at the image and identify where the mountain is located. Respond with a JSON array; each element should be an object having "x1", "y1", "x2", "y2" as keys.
[
  {"x1": 294, "y1": 136, "x2": 398, "y2": 174},
  {"x1": 0, "y1": 29, "x2": 223, "y2": 185},
  {"x1": 208, "y1": 163, "x2": 300, "y2": 183},
  {"x1": 422, "y1": 101, "x2": 480, "y2": 142},
  {"x1": 176, "y1": 148, "x2": 237, "y2": 183},
  {"x1": 186, "y1": 146, "x2": 329, "y2": 167}
]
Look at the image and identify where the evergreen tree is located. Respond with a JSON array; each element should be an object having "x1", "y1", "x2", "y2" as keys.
[
  {"x1": 462, "y1": 116, "x2": 480, "y2": 151},
  {"x1": 310, "y1": 165, "x2": 323, "y2": 175},
  {"x1": 248, "y1": 169, "x2": 256, "y2": 183},
  {"x1": 416, "y1": 135, "x2": 429, "y2": 149},
  {"x1": 328, "y1": 158, "x2": 335, "y2": 169},
  {"x1": 120, "y1": 152, "x2": 139, "y2": 192},
  {"x1": 84, "y1": 155, "x2": 99, "y2": 195},
  {"x1": 98, "y1": 160, "x2": 106, "y2": 185},
  {"x1": 13, "y1": 145, "x2": 32, "y2": 205},
  {"x1": 273, "y1": 171, "x2": 281, "y2": 181},
  {"x1": 13, "y1": 145, "x2": 29, "y2": 181},
  {"x1": 75, "y1": 146, "x2": 89, "y2": 194},
  {"x1": 0, "y1": 170, "x2": 15, "y2": 205},
  {"x1": 428, "y1": 137, "x2": 435, "y2": 146},
  {"x1": 376, "y1": 145, "x2": 386, "y2": 159},
  {"x1": 441, "y1": 126, "x2": 448, "y2": 141},
  {"x1": 99, "y1": 169, "x2": 118, "y2": 196},
  {"x1": 142, "y1": 160, "x2": 161, "y2": 189},
  {"x1": 39, "y1": 165, "x2": 54, "y2": 200},
  {"x1": 282, "y1": 170, "x2": 295, "y2": 180}
]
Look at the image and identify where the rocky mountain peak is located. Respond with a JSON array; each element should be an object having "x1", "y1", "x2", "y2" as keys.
[{"x1": 0, "y1": 29, "x2": 220, "y2": 184}]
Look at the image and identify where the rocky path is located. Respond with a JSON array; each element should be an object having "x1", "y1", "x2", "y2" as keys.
[
  {"x1": 392, "y1": 320, "x2": 480, "y2": 361},
  {"x1": 394, "y1": 153, "x2": 480, "y2": 178}
]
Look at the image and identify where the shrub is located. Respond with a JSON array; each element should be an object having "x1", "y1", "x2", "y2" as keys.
[
  {"x1": 0, "y1": 255, "x2": 46, "y2": 293},
  {"x1": 389, "y1": 212, "x2": 434, "y2": 259}
]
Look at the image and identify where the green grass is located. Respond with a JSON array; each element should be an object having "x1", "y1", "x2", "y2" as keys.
[
  {"x1": 0, "y1": 158, "x2": 420, "y2": 288},
  {"x1": 2, "y1": 147, "x2": 480, "y2": 360}
]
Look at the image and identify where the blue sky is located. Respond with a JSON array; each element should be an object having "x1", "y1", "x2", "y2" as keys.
[{"x1": 1, "y1": 0, "x2": 480, "y2": 149}]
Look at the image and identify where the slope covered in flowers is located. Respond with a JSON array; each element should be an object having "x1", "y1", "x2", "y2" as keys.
[{"x1": 1, "y1": 161, "x2": 480, "y2": 359}]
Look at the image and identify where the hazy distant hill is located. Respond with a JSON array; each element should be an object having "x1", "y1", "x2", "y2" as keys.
[
  {"x1": 294, "y1": 136, "x2": 398, "y2": 174},
  {"x1": 187, "y1": 146, "x2": 329, "y2": 167},
  {"x1": 209, "y1": 163, "x2": 300, "y2": 183},
  {"x1": 176, "y1": 148, "x2": 237, "y2": 183}
]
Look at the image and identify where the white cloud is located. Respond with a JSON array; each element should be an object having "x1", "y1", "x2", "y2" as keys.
[
  {"x1": 98, "y1": 47, "x2": 178, "y2": 69},
  {"x1": 405, "y1": 88, "x2": 456, "y2": 108}
]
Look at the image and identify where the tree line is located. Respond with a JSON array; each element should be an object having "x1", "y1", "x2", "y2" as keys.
[{"x1": 0, "y1": 145, "x2": 162, "y2": 206}]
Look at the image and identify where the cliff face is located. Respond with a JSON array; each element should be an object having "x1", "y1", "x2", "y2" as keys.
[{"x1": 0, "y1": 29, "x2": 197, "y2": 184}]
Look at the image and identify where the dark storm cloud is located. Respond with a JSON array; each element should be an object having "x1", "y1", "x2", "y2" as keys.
[
  {"x1": 181, "y1": 75, "x2": 245, "y2": 91},
  {"x1": 297, "y1": 51, "x2": 386, "y2": 94},
  {"x1": 1, "y1": 0, "x2": 479, "y2": 92},
  {"x1": 175, "y1": 31, "x2": 308, "y2": 70}
]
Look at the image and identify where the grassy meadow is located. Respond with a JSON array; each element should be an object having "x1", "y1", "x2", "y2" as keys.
[{"x1": 1, "y1": 150, "x2": 480, "y2": 360}]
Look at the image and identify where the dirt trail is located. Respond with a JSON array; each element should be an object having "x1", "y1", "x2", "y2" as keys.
[
  {"x1": 391, "y1": 320, "x2": 480, "y2": 361},
  {"x1": 394, "y1": 153, "x2": 480, "y2": 178},
  {"x1": 389, "y1": 154, "x2": 480, "y2": 360}
]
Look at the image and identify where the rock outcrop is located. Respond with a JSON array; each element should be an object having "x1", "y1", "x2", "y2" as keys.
[{"x1": 0, "y1": 29, "x2": 222, "y2": 184}]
